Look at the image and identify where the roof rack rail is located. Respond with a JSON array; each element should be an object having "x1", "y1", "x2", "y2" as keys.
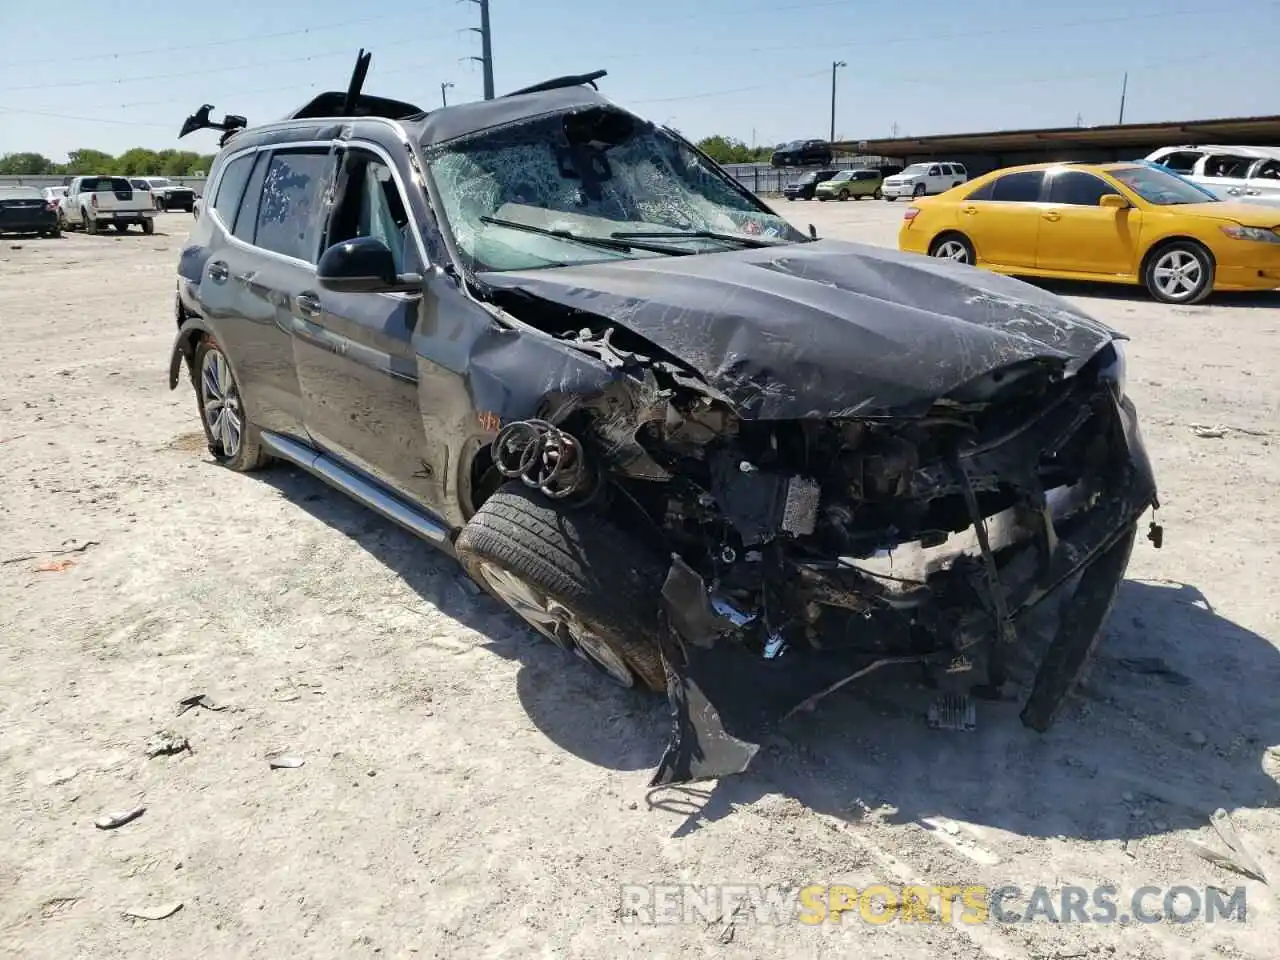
[{"x1": 502, "y1": 70, "x2": 608, "y2": 98}]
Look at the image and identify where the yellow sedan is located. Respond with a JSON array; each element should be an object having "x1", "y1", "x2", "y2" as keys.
[{"x1": 897, "y1": 161, "x2": 1280, "y2": 304}]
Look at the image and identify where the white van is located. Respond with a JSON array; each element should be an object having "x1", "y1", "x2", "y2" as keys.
[
  {"x1": 1144, "y1": 145, "x2": 1280, "y2": 206},
  {"x1": 881, "y1": 162, "x2": 968, "y2": 200}
]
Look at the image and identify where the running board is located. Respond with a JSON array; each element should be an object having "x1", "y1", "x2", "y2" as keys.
[{"x1": 259, "y1": 430, "x2": 452, "y2": 548}]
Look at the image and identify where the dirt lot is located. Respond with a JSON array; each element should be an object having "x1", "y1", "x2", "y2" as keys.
[{"x1": 2, "y1": 205, "x2": 1278, "y2": 959}]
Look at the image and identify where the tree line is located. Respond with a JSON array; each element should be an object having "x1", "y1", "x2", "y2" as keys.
[
  {"x1": 0, "y1": 148, "x2": 216, "y2": 178},
  {"x1": 693, "y1": 136, "x2": 774, "y2": 164},
  {"x1": 1, "y1": 136, "x2": 770, "y2": 178}
]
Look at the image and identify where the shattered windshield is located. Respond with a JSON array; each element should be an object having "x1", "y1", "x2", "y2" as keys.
[{"x1": 427, "y1": 108, "x2": 804, "y2": 272}]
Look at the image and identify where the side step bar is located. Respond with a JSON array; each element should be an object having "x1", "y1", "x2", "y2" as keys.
[{"x1": 259, "y1": 430, "x2": 452, "y2": 549}]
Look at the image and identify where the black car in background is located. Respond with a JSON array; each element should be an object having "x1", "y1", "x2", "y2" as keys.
[
  {"x1": 783, "y1": 168, "x2": 839, "y2": 200},
  {"x1": 770, "y1": 139, "x2": 833, "y2": 167},
  {"x1": 0, "y1": 186, "x2": 59, "y2": 237}
]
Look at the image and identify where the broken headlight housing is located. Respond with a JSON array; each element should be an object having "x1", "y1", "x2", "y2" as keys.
[{"x1": 1098, "y1": 338, "x2": 1127, "y2": 400}]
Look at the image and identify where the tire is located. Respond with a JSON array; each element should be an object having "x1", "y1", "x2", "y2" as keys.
[
  {"x1": 886, "y1": 195, "x2": 897, "y2": 202},
  {"x1": 1143, "y1": 240, "x2": 1214, "y2": 305},
  {"x1": 191, "y1": 338, "x2": 269, "y2": 472},
  {"x1": 913, "y1": 184, "x2": 926, "y2": 198},
  {"x1": 929, "y1": 232, "x2": 976, "y2": 265},
  {"x1": 155, "y1": 197, "x2": 166, "y2": 212},
  {"x1": 45, "y1": 225, "x2": 61, "y2": 239},
  {"x1": 873, "y1": 187, "x2": 883, "y2": 200},
  {"x1": 838, "y1": 189, "x2": 850, "y2": 201},
  {"x1": 142, "y1": 217, "x2": 155, "y2": 235},
  {"x1": 456, "y1": 482, "x2": 668, "y2": 692},
  {"x1": 83, "y1": 209, "x2": 98, "y2": 235},
  {"x1": 56, "y1": 209, "x2": 67, "y2": 231}
]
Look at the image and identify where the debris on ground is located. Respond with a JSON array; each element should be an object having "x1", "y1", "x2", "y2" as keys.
[
  {"x1": 34, "y1": 558, "x2": 76, "y2": 573},
  {"x1": 121, "y1": 902, "x2": 183, "y2": 921},
  {"x1": 2, "y1": 540, "x2": 100, "y2": 565},
  {"x1": 95, "y1": 805, "x2": 146, "y2": 830},
  {"x1": 176, "y1": 693, "x2": 226, "y2": 716},
  {"x1": 1109, "y1": 655, "x2": 1192, "y2": 686},
  {"x1": 145, "y1": 731, "x2": 191, "y2": 758},
  {"x1": 1188, "y1": 808, "x2": 1270, "y2": 884},
  {"x1": 267, "y1": 754, "x2": 305, "y2": 769},
  {"x1": 1191, "y1": 424, "x2": 1229, "y2": 439}
]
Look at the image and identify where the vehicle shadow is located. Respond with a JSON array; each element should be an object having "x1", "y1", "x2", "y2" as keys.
[
  {"x1": 1019, "y1": 276, "x2": 1280, "y2": 309},
  {"x1": 251, "y1": 465, "x2": 1280, "y2": 832},
  {"x1": 649, "y1": 577, "x2": 1280, "y2": 842},
  {"x1": 256, "y1": 465, "x2": 670, "y2": 772}
]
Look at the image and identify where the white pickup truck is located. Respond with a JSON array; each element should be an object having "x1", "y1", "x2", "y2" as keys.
[{"x1": 59, "y1": 176, "x2": 156, "y2": 234}]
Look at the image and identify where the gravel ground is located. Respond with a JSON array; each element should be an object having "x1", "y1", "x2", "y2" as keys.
[{"x1": 1, "y1": 206, "x2": 1278, "y2": 959}]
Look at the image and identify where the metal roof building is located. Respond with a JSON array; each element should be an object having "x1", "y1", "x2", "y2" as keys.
[{"x1": 833, "y1": 114, "x2": 1280, "y2": 176}]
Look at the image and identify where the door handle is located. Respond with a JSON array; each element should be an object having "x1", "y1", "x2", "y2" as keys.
[
  {"x1": 295, "y1": 292, "x2": 322, "y2": 318},
  {"x1": 1227, "y1": 187, "x2": 1242, "y2": 195},
  {"x1": 1042, "y1": 211, "x2": 1061, "y2": 221},
  {"x1": 208, "y1": 260, "x2": 229, "y2": 282}
]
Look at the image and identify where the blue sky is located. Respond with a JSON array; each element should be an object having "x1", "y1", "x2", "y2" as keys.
[{"x1": 0, "y1": 0, "x2": 1276, "y2": 160}]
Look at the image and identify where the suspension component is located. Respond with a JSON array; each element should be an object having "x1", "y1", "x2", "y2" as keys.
[{"x1": 492, "y1": 419, "x2": 594, "y2": 500}]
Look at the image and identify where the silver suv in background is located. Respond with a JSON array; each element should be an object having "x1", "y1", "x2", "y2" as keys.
[
  {"x1": 882, "y1": 161, "x2": 968, "y2": 200},
  {"x1": 1144, "y1": 145, "x2": 1280, "y2": 206}
]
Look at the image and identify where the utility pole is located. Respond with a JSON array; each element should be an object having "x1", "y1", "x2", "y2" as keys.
[
  {"x1": 466, "y1": 0, "x2": 495, "y2": 100},
  {"x1": 441, "y1": 81, "x2": 454, "y2": 107},
  {"x1": 1118, "y1": 71, "x2": 1128, "y2": 125},
  {"x1": 830, "y1": 60, "x2": 847, "y2": 143}
]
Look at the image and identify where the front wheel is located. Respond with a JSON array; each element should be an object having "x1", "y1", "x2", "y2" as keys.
[
  {"x1": 913, "y1": 184, "x2": 926, "y2": 198},
  {"x1": 456, "y1": 483, "x2": 668, "y2": 692},
  {"x1": 838, "y1": 189, "x2": 850, "y2": 201},
  {"x1": 192, "y1": 338, "x2": 268, "y2": 472},
  {"x1": 142, "y1": 217, "x2": 155, "y2": 235},
  {"x1": 1144, "y1": 241, "x2": 1214, "y2": 304}
]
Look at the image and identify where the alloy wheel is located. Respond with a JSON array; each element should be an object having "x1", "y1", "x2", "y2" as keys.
[
  {"x1": 1151, "y1": 249, "x2": 1204, "y2": 301},
  {"x1": 200, "y1": 347, "x2": 243, "y2": 459},
  {"x1": 475, "y1": 561, "x2": 636, "y2": 687},
  {"x1": 934, "y1": 239, "x2": 970, "y2": 263}
]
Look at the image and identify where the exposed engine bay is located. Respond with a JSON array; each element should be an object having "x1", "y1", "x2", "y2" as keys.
[{"x1": 484, "y1": 315, "x2": 1161, "y2": 786}]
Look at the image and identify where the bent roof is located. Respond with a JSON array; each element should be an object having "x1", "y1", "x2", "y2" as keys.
[{"x1": 407, "y1": 85, "x2": 620, "y2": 147}]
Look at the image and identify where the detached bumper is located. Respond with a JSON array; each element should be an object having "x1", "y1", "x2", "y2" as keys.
[{"x1": 650, "y1": 389, "x2": 1159, "y2": 786}]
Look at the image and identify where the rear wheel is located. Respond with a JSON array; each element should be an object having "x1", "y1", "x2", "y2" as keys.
[
  {"x1": 456, "y1": 483, "x2": 668, "y2": 692},
  {"x1": 83, "y1": 209, "x2": 98, "y2": 235},
  {"x1": 873, "y1": 187, "x2": 883, "y2": 200},
  {"x1": 192, "y1": 338, "x2": 268, "y2": 472},
  {"x1": 1143, "y1": 241, "x2": 1214, "y2": 304},
  {"x1": 929, "y1": 232, "x2": 976, "y2": 265}
]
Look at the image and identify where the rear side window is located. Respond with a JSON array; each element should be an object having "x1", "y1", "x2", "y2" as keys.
[
  {"x1": 212, "y1": 152, "x2": 256, "y2": 227},
  {"x1": 232, "y1": 152, "x2": 269, "y2": 244},
  {"x1": 989, "y1": 171, "x2": 1044, "y2": 202},
  {"x1": 252, "y1": 150, "x2": 333, "y2": 263},
  {"x1": 1047, "y1": 171, "x2": 1113, "y2": 205},
  {"x1": 109, "y1": 178, "x2": 132, "y2": 192}
]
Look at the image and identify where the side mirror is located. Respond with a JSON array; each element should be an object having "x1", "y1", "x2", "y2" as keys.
[
  {"x1": 1098, "y1": 193, "x2": 1129, "y2": 209},
  {"x1": 317, "y1": 237, "x2": 422, "y2": 294}
]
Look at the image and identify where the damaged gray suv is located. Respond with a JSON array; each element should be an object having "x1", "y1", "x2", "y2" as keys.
[{"x1": 169, "y1": 57, "x2": 1161, "y2": 785}]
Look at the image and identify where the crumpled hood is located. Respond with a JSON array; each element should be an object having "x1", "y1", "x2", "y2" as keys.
[{"x1": 479, "y1": 239, "x2": 1119, "y2": 419}]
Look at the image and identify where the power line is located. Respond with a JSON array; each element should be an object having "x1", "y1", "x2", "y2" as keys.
[
  {"x1": 603, "y1": 3, "x2": 1276, "y2": 62},
  {"x1": 2, "y1": 14, "x2": 401, "y2": 68}
]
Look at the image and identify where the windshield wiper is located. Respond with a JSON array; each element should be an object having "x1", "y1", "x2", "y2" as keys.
[
  {"x1": 479, "y1": 216, "x2": 692, "y2": 256},
  {"x1": 610, "y1": 229, "x2": 785, "y2": 249}
]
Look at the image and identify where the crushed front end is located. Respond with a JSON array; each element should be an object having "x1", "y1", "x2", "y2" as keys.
[{"x1": 547, "y1": 337, "x2": 1160, "y2": 785}]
